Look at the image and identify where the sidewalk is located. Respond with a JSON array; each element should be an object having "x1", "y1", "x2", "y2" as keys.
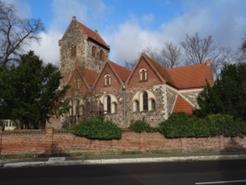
[{"x1": 1, "y1": 153, "x2": 246, "y2": 168}]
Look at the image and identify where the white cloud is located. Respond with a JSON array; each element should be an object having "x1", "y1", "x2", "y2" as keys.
[
  {"x1": 107, "y1": 0, "x2": 246, "y2": 64},
  {"x1": 29, "y1": 31, "x2": 62, "y2": 65},
  {"x1": 27, "y1": 0, "x2": 107, "y2": 65},
  {"x1": 6, "y1": 0, "x2": 246, "y2": 66},
  {"x1": 106, "y1": 21, "x2": 163, "y2": 64},
  {"x1": 2, "y1": 0, "x2": 31, "y2": 18}
]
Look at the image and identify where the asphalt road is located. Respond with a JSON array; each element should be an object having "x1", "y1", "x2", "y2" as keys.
[{"x1": 0, "y1": 159, "x2": 246, "y2": 185}]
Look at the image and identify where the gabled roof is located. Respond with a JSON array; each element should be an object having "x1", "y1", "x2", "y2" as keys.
[
  {"x1": 72, "y1": 17, "x2": 109, "y2": 50},
  {"x1": 76, "y1": 66, "x2": 99, "y2": 86},
  {"x1": 64, "y1": 16, "x2": 109, "y2": 50},
  {"x1": 77, "y1": 21, "x2": 109, "y2": 50},
  {"x1": 173, "y1": 95, "x2": 194, "y2": 115},
  {"x1": 94, "y1": 60, "x2": 131, "y2": 87},
  {"x1": 143, "y1": 54, "x2": 174, "y2": 84},
  {"x1": 126, "y1": 54, "x2": 167, "y2": 84},
  {"x1": 67, "y1": 65, "x2": 98, "y2": 89},
  {"x1": 108, "y1": 61, "x2": 131, "y2": 82},
  {"x1": 128, "y1": 53, "x2": 214, "y2": 90},
  {"x1": 167, "y1": 64, "x2": 213, "y2": 89}
]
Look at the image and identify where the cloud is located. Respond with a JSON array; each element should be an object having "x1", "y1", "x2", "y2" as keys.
[
  {"x1": 2, "y1": 0, "x2": 31, "y2": 18},
  {"x1": 29, "y1": 31, "x2": 62, "y2": 65},
  {"x1": 27, "y1": 0, "x2": 107, "y2": 65},
  {"x1": 107, "y1": 0, "x2": 246, "y2": 63},
  {"x1": 8, "y1": 0, "x2": 246, "y2": 66},
  {"x1": 106, "y1": 21, "x2": 163, "y2": 64}
]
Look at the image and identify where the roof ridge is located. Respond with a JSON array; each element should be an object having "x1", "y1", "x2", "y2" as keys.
[
  {"x1": 142, "y1": 53, "x2": 176, "y2": 86},
  {"x1": 75, "y1": 18, "x2": 109, "y2": 49}
]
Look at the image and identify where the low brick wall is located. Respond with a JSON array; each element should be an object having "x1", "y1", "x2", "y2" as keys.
[{"x1": 0, "y1": 128, "x2": 246, "y2": 155}]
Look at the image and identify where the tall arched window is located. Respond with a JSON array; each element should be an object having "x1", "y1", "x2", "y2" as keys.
[
  {"x1": 139, "y1": 68, "x2": 147, "y2": 81},
  {"x1": 106, "y1": 95, "x2": 111, "y2": 114},
  {"x1": 71, "y1": 45, "x2": 76, "y2": 57},
  {"x1": 92, "y1": 46, "x2": 96, "y2": 57},
  {"x1": 143, "y1": 91, "x2": 148, "y2": 111},
  {"x1": 99, "y1": 50, "x2": 104, "y2": 60},
  {"x1": 104, "y1": 74, "x2": 112, "y2": 87}
]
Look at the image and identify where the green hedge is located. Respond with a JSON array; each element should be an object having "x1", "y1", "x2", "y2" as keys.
[
  {"x1": 129, "y1": 120, "x2": 157, "y2": 133},
  {"x1": 159, "y1": 113, "x2": 246, "y2": 138},
  {"x1": 72, "y1": 118, "x2": 121, "y2": 140}
]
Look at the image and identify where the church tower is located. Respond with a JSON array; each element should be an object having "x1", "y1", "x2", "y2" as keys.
[{"x1": 59, "y1": 16, "x2": 110, "y2": 81}]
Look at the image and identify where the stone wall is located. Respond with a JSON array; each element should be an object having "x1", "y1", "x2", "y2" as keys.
[
  {"x1": 1, "y1": 128, "x2": 246, "y2": 155},
  {"x1": 59, "y1": 20, "x2": 108, "y2": 79},
  {"x1": 126, "y1": 87, "x2": 165, "y2": 127}
]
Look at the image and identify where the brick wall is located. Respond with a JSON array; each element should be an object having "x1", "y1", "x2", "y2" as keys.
[{"x1": 1, "y1": 128, "x2": 246, "y2": 155}]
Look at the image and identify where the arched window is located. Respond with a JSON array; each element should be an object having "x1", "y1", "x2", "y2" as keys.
[
  {"x1": 106, "y1": 95, "x2": 111, "y2": 114},
  {"x1": 143, "y1": 91, "x2": 148, "y2": 111},
  {"x1": 139, "y1": 68, "x2": 147, "y2": 81},
  {"x1": 104, "y1": 74, "x2": 112, "y2": 87},
  {"x1": 150, "y1": 98, "x2": 156, "y2": 111},
  {"x1": 71, "y1": 45, "x2": 76, "y2": 57},
  {"x1": 99, "y1": 50, "x2": 104, "y2": 60},
  {"x1": 92, "y1": 46, "x2": 96, "y2": 57},
  {"x1": 133, "y1": 100, "x2": 140, "y2": 112}
]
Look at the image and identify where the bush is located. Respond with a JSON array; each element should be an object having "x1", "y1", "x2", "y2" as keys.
[
  {"x1": 158, "y1": 113, "x2": 246, "y2": 138},
  {"x1": 159, "y1": 113, "x2": 205, "y2": 138},
  {"x1": 72, "y1": 118, "x2": 121, "y2": 140},
  {"x1": 129, "y1": 120, "x2": 157, "y2": 133}
]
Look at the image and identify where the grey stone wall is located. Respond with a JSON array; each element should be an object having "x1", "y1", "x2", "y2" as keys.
[{"x1": 59, "y1": 21, "x2": 109, "y2": 81}]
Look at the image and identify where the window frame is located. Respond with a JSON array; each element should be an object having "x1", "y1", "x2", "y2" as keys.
[
  {"x1": 143, "y1": 91, "x2": 148, "y2": 111},
  {"x1": 139, "y1": 68, "x2": 148, "y2": 82},
  {"x1": 104, "y1": 74, "x2": 112, "y2": 87}
]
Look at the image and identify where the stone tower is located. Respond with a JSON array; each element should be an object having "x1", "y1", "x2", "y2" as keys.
[{"x1": 59, "y1": 16, "x2": 110, "y2": 81}]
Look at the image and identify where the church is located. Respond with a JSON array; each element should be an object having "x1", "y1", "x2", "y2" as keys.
[{"x1": 55, "y1": 16, "x2": 213, "y2": 128}]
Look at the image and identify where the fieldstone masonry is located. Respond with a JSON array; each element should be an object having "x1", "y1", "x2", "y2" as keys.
[{"x1": 56, "y1": 17, "x2": 213, "y2": 129}]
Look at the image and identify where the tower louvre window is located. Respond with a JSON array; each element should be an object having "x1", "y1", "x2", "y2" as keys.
[
  {"x1": 71, "y1": 45, "x2": 76, "y2": 57},
  {"x1": 92, "y1": 46, "x2": 96, "y2": 57}
]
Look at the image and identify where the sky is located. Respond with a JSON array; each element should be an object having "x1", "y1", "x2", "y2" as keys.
[{"x1": 4, "y1": 0, "x2": 246, "y2": 65}]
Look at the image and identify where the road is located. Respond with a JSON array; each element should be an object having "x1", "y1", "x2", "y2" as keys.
[{"x1": 0, "y1": 159, "x2": 246, "y2": 185}]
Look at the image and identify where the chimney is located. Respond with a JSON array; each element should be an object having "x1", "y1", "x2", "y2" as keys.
[{"x1": 205, "y1": 59, "x2": 212, "y2": 66}]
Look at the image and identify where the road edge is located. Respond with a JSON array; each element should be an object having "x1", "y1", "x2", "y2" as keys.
[{"x1": 1, "y1": 154, "x2": 246, "y2": 168}]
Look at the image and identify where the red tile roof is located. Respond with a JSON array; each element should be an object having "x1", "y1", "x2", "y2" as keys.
[
  {"x1": 109, "y1": 61, "x2": 131, "y2": 82},
  {"x1": 167, "y1": 64, "x2": 214, "y2": 89},
  {"x1": 142, "y1": 54, "x2": 214, "y2": 89},
  {"x1": 173, "y1": 95, "x2": 193, "y2": 115},
  {"x1": 143, "y1": 54, "x2": 174, "y2": 84},
  {"x1": 75, "y1": 18, "x2": 109, "y2": 50},
  {"x1": 76, "y1": 66, "x2": 99, "y2": 86}
]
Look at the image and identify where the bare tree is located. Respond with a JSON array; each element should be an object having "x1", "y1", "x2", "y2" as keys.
[
  {"x1": 181, "y1": 33, "x2": 214, "y2": 65},
  {"x1": 145, "y1": 42, "x2": 181, "y2": 68},
  {"x1": 124, "y1": 59, "x2": 137, "y2": 70},
  {"x1": 212, "y1": 47, "x2": 236, "y2": 75},
  {"x1": 0, "y1": 1, "x2": 44, "y2": 67}
]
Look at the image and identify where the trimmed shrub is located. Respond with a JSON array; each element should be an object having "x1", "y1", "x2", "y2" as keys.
[
  {"x1": 159, "y1": 113, "x2": 246, "y2": 138},
  {"x1": 72, "y1": 118, "x2": 121, "y2": 140},
  {"x1": 129, "y1": 120, "x2": 157, "y2": 133},
  {"x1": 159, "y1": 113, "x2": 203, "y2": 138}
]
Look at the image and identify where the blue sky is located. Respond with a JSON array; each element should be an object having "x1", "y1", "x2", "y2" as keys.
[{"x1": 5, "y1": 0, "x2": 246, "y2": 65}]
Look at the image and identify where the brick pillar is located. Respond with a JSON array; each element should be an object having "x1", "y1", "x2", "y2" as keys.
[{"x1": 45, "y1": 127, "x2": 54, "y2": 154}]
